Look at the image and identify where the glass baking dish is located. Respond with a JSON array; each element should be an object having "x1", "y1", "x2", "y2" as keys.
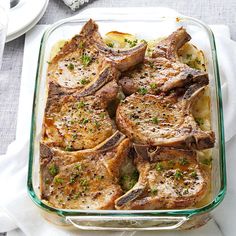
[{"x1": 27, "y1": 15, "x2": 226, "y2": 231}]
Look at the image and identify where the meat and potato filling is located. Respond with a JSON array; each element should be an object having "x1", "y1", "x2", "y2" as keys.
[{"x1": 40, "y1": 19, "x2": 214, "y2": 210}]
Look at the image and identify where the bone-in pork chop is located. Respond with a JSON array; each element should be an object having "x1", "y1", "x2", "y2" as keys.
[
  {"x1": 43, "y1": 81, "x2": 119, "y2": 151},
  {"x1": 116, "y1": 85, "x2": 215, "y2": 150},
  {"x1": 119, "y1": 27, "x2": 208, "y2": 96},
  {"x1": 40, "y1": 134, "x2": 130, "y2": 209},
  {"x1": 115, "y1": 147, "x2": 209, "y2": 210},
  {"x1": 47, "y1": 19, "x2": 147, "y2": 97}
]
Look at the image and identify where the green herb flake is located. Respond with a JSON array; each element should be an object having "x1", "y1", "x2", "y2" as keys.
[
  {"x1": 78, "y1": 42, "x2": 84, "y2": 49},
  {"x1": 81, "y1": 54, "x2": 92, "y2": 66},
  {"x1": 179, "y1": 158, "x2": 189, "y2": 166},
  {"x1": 96, "y1": 175, "x2": 105, "y2": 180},
  {"x1": 150, "y1": 83, "x2": 157, "y2": 89},
  {"x1": 80, "y1": 178, "x2": 89, "y2": 187},
  {"x1": 81, "y1": 118, "x2": 89, "y2": 124},
  {"x1": 141, "y1": 39, "x2": 147, "y2": 44},
  {"x1": 80, "y1": 78, "x2": 90, "y2": 85},
  {"x1": 124, "y1": 38, "x2": 138, "y2": 48},
  {"x1": 120, "y1": 170, "x2": 139, "y2": 191},
  {"x1": 54, "y1": 177, "x2": 64, "y2": 184},
  {"x1": 195, "y1": 117, "x2": 204, "y2": 126},
  {"x1": 99, "y1": 112, "x2": 106, "y2": 119},
  {"x1": 68, "y1": 63, "x2": 74, "y2": 70},
  {"x1": 183, "y1": 188, "x2": 189, "y2": 195},
  {"x1": 190, "y1": 171, "x2": 198, "y2": 178},
  {"x1": 201, "y1": 158, "x2": 212, "y2": 166},
  {"x1": 75, "y1": 163, "x2": 82, "y2": 171},
  {"x1": 152, "y1": 117, "x2": 159, "y2": 124},
  {"x1": 65, "y1": 145, "x2": 73, "y2": 151},
  {"x1": 106, "y1": 42, "x2": 114, "y2": 48},
  {"x1": 156, "y1": 163, "x2": 164, "y2": 172},
  {"x1": 48, "y1": 164, "x2": 59, "y2": 176},
  {"x1": 174, "y1": 170, "x2": 183, "y2": 180},
  {"x1": 73, "y1": 192, "x2": 81, "y2": 200},
  {"x1": 45, "y1": 178, "x2": 50, "y2": 184},
  {"x1": 150, "y1": 187, "x2": 158, "y2": 195},
  {"x1": 77, "y1": 101, "x2": 85, "y2": 108},
  {"x1": 94, "y1": 120, "x2": 101, "y2": 128},
  {"x1": 138, "y1": 87, "x2": 148, "y2": 95},
  {"x1": 69, "y1": 176, "x2": 76, "y2": 184}
]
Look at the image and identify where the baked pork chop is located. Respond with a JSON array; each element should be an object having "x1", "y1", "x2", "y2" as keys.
[
  {"x1": 119, "y1": 27, "x2": 208, "y2": 96},
  {"x1": 43, "y1": 81, "x2": 119, "y2": 151},
  {"x1": 116, "y1": 85, "x2": 215, "y2": 150},
  {"x1": 40, "y1": 134, "x2": 130, "y2": 209},
  {"x1": 115, "y1": 147, "x2": 209, "y2": 210},
  {"x1": 47, "y1": 19, "x2": 147, "y2": 97}
]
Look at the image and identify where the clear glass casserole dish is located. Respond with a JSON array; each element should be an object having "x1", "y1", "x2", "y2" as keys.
[{"x1": 27, "y1": 15, "x2": 226, "y2": 231}]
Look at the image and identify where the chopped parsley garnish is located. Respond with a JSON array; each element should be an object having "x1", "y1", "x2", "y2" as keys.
[
  {"x1": 201, "y1": 158, "x2": 212, "y2": 166},
  {"x1": 119, "y1": 170, "x2": 139, "y2": 191},
  {"x1": 106, "y1": 42, "x2": 114, "y2": 48},
  {"x1": 99, "y1": 112, "x2": 106, "y2": 119},
  {"x1": 150, "y1": 83, "x2": 157, "y2": 89},
  {"x1": 73, "y1": 192, "x2": 81, "y2": 200},
  {"x1": 183, "y1": 188, "x2": 189, "y2": 195},
  {"x1": 195, "y1": 117, "x2": 204, "y2": 126},
  {"x1": 150, "y1": 187, "x2": 158, "y2": 195},
  {"x1": 138, "y1": 87, "x2": 148, "y2": 95},
  {"x1": 94, "y1": 120, "x2": 101, "y2": 128},
  {"x1": 54, "y1": 177, "x2": 64, "y2": 184},
  {"x1": 80, "y1": 78, "x2": 90, "y2": 85},
  {"x1": 174, "y1": 170, "x2": 183, "y2": 180},
  {"x1": 81, "y1": 118, "x2": 89, "y2": 124},
  {"x1": 48, "y1": 164, "x2": 59, "y2": 176},
  {"x1": 190, "y1": 171, "x2": 198, "y2": 178},
  {"x1": 80, "y1": 178, "x2": 89, "y2": 187},
  {"x1": 75, "y1": 163, "x2": 82, "y2": 171},
  {"x1": 156, "y1": 163, "x2": 164, "y2": 172},
  {"x1": 77, "y1": 101, "x2": 85, "y2": 108},
  {"x1": 124, "y1": 38, "x2": 138, "y2": 48},
  {"x1": 69, "y1": 176, "x2": 76, "y2": 184},
  {"x1": 81, "y1": 54, "x2": 92, "y2": 66},
  {"x1": 72, "y1": 134, "x2": 77, "y2": 140},
  {"x1": 68, "y1": 63, "x2": 74, "y2": 70},
  {"x1": 152, "y1": 117, "x2": 159, "y2": 124},
  {"x1": 65, "y1": 145, "x2": 73, "y2": 151},
  {"x1": 179, "y1": 158, "x2": 189, "y2": 166},
  {"x1": 78, "y1": 42, "x2": 84, "y2": 49},
  {"x1": 96, "y1": 175, "x2": 105, "y2": 180}
]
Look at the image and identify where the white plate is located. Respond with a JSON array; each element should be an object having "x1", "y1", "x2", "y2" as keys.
[{"x1": 6, "y1": 0, "x2": 49, "y2": 42}]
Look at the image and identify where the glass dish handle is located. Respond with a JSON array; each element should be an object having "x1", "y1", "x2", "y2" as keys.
[{"x1": 66, "y1": 215, "x2": 189, "y2": 230}]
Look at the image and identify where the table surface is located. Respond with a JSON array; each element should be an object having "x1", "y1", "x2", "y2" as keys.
[{"x1": 0, "y1": 0, "x2": 235, "y2": 155}]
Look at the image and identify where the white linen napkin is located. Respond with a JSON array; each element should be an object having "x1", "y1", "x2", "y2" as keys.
[{"x1": 0, "y1": 7, "x2": 236, "y2": 236}]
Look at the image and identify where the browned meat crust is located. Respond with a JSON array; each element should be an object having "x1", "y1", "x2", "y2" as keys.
[
  {"x1": 40, "y1": 136, "x2": 130, "y2": 209},
  {"x1": 115, "y1": 147, "x2": 209, "y2": 210}
]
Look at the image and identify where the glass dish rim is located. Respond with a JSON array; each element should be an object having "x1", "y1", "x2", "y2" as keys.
[{"x1": 27, "y1": 15, "x2": 226, "y2": 218}]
